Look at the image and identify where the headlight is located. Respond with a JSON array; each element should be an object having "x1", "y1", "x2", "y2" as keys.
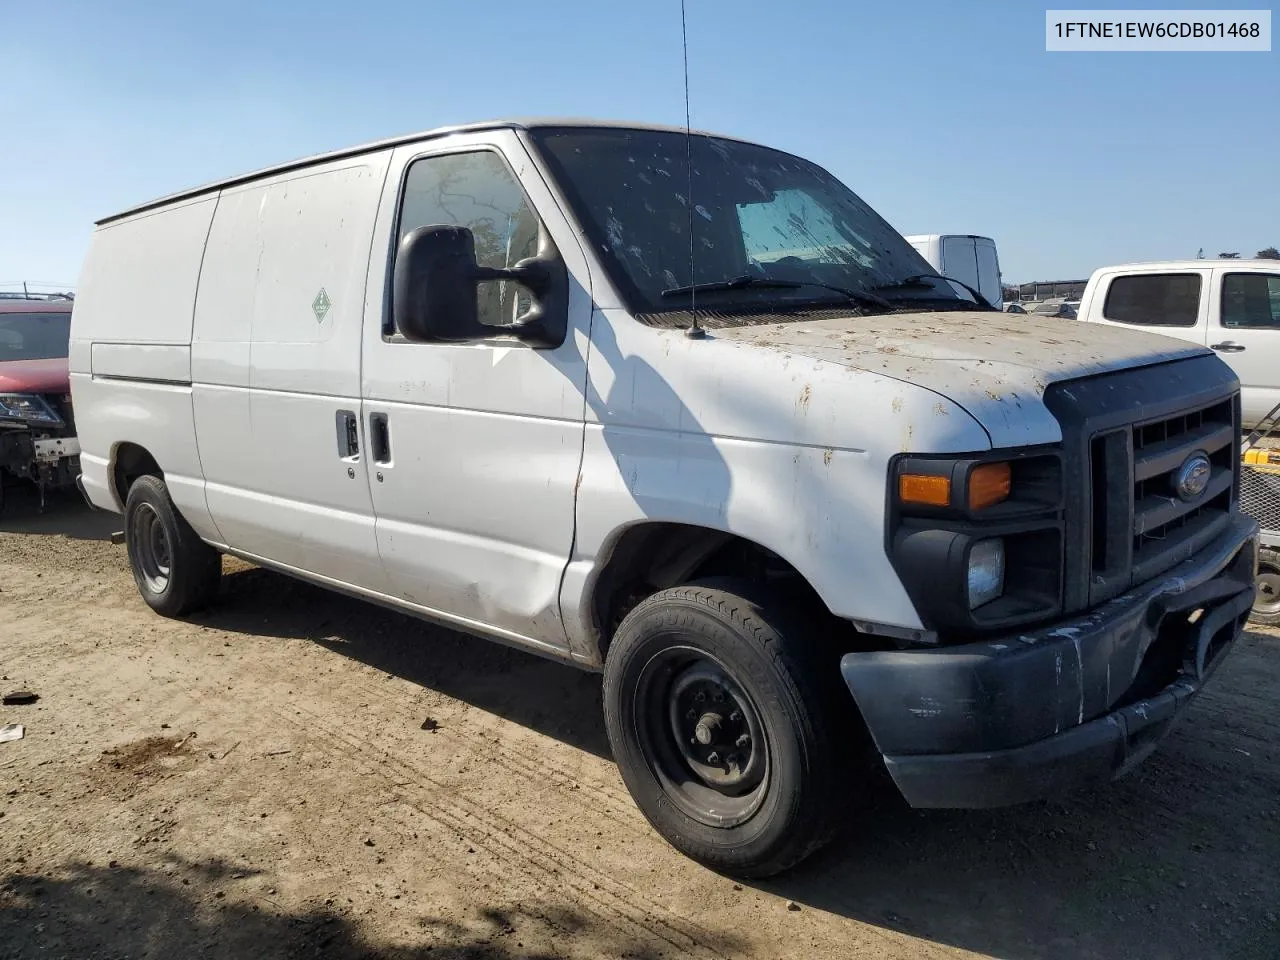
[
  {"x1": 0, "y1": 394, "x2": 62, "y2": 426},
  {"x1": 889, "y1": 451, "x2": 1064, "y2": 637},
  {"x1": 967, "y1": 538, "x2": 1005, "y2": 609}
]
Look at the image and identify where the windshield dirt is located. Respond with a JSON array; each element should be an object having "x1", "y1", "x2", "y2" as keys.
[
  {"x1": 0, "y1": 312, "x2": 72, "y2": 361},
  {"x1": 529, "y1": 127, "x2": 969, "y2": 325}
]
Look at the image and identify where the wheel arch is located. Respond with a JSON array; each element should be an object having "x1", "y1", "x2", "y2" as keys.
[
  {"x1": 585, "y1": 520, "x2": 843, "y2": 665},
  {"x1": 110, "y1": 441, "x2": 164, "y2": 510}
]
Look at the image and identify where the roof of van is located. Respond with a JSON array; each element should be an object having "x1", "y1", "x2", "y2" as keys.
[
  {"x1": 1092, "y1": 258, "x2": 1278, "y2": 271},
  {"x1": 96, "y1": 118, "x2": 758, "y2": 226}
]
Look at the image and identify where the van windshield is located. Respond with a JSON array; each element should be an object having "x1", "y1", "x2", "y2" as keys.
[
  {"x1": 0, "y1": 312, "x2": 72, "y2": 362},
  {"x1": 529, "y1": 126, "x2": 968, "y2": 324}
]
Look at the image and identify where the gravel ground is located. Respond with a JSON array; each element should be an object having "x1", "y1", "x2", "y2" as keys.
[{"x1": 1, "y1": 486, "x2": 1278, "y2": 960}]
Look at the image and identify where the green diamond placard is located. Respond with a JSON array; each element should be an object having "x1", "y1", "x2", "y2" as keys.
[{"x1": 312, "y1": 288, "x2": 332, "y2": 324}]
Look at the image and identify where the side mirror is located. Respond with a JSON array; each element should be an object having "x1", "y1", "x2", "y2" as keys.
[{"x1": 392, "y1": 224, "x2": 569, "y2": 348}]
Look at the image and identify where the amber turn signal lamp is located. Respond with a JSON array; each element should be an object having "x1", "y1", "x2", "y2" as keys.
[
  {"x1": 899, "y1": 473, "x2": 951, "y2": 507},
  {"x1": 969, "y1": 462, "x2": 1012, "y2": 510}
]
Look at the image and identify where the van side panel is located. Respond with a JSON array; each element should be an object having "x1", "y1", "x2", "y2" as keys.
[
  {"x1": 191, "y1": 156, "x2": 390, "y2": 588},
  {"x1": 69, "y1": 197, "x2": 218, "y2": 534},
  {"x1": 557, "y1": 308, "x2": 994, "y2": 662}
]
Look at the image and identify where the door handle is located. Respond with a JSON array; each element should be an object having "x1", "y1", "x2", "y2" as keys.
[
  {"x1": 370, "y1": 413, "x2": 392, "y2": 466},
  {"x1": 1210, "y1": 341, "x2": 1246, "y2": 352},
  {"x1": 335, "y1": 410, "x2": 360, "y2": 458}
]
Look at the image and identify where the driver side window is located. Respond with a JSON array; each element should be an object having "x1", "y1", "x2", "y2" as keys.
[{"x1": 397, "y1": 151, "x2": 540, "y2": 329}]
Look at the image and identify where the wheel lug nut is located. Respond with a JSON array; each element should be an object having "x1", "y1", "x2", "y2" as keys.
[
  {"x1": 707, "y1": 751, "x2": 721, "y2": 765},
  {"x1": 735, "y1": 734, "x2": 750, "y2": 748},
  {"x1": 695, "y1": 692, "x2": 706, "y2": 703},
  {"x1": 686, "y1": 709, "x2": 697, "y2": 721},
  {"x1": 729, "y1": 711, "x2": 741, "y2": 722}
]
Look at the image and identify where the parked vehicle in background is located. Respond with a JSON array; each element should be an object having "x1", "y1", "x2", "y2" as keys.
[
  {"x1": 1026, "y1": 298, "x2": 1077, "y2": 319},
  {"x1": 1004, "y1": 301, "x2": 1027, "y2": 314},
  {"x1": 1075, "y1": 259, "x2": 1280, "y2": 427},
  {"x1": 0, "y1": 297, "x2": 80, "y2": 513},
  {"x1": 904, "y1": 234, "x2": 1003, "y2": 310},
  {"x1": 71, "y1": 119, "x2": 1257, "y2": 878}
]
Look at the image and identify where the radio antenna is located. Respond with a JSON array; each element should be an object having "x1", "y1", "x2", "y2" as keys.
[{"x1": 680, "y1": 0, "x2": 705, "y2": 339}]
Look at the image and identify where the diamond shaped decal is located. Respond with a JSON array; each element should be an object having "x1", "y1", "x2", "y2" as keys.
[{"x1": 312, "y1": 288, "x2": 332, "y2": 324}]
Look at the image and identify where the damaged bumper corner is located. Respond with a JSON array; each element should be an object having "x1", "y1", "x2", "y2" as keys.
[{"x1": 841, "y1": 512, "x2": 1258, "y2": 809}]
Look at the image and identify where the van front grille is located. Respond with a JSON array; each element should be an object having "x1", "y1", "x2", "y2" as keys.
[
  {"x1": 1090, "y1": 398, "x2": 1236, "y2": 592},
  {"x1": 1043, "y1": 355, "x2": 1241, "y2": 613}
]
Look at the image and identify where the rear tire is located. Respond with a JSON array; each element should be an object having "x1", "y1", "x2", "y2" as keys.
[
  {"x1": 1250, "y1": 547, "x2": 1280, "y2": 626},
  {"x1": 603, "y1": 578, "x2": 849, "y2": 878},
  {"x1": 124, "y1": 475, "x2": 221, "y2": 617}
]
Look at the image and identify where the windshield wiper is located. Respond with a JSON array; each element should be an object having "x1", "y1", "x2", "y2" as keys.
[
  {"x1": 873, "y1": 274, "x2": 996, "y2": 310},
  {"x1": 661, "y1": 275, "x2": 891, "y2": 311}
]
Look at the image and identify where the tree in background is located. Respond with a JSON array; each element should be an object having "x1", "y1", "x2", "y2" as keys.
[
  {"x1": 1257, "y1": 247, "x2": 1280, "y2": 260},
  {"x1": 1219, "y1": 252, "x2": 1242, "y2": 259}
]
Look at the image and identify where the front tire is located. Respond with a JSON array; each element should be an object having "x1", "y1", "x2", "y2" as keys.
[
  {"x1": 603, "y1": 579, "x2": 848, "y2": 878},
  {"x1": 124, "y1": 475, "x2": 221, "y2": 617}
]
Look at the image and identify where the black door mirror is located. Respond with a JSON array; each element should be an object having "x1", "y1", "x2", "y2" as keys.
[{"x1": 392, "y1": 224, "x2": 569, "y2": 348}]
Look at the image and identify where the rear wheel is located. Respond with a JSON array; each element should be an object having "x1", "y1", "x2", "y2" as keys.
[
  {"x1": 1250, "y1": 547, "x2": 1280, "y2": 626},
  {"x1": 124, "y1": 475, "x2": 221, "y2": 617},
  {"x1": 603, "y1": 579, "x2": 849, "y2": 878}
]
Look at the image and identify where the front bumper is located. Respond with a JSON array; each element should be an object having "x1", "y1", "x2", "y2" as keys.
[{"x1": 842, "y1": 512, "x2": 1258, "y2": 809}]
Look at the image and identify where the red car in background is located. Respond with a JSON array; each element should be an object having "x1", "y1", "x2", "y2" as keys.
[{"x1": 0, "y1": 297, "x2": 80, "y2": 513}]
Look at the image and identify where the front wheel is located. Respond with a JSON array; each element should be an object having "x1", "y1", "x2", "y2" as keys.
[
  {"x1": 603, "y1": 579, "x2": 849, "y2": 878},
  {"x1": 124, "y1": 475, "x2": 222, "y2": 617},
  {"x1": 1250, "y1": 546, "x2": 1280, "y2": 626}
]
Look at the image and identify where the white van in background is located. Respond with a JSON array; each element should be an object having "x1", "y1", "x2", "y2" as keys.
[
  {"x1": 904, "y1": 234, "x2": 1003, "y2": 311},
  {"x1": 1074, "y1": 259, "x2": 1280, "y2": 427}
]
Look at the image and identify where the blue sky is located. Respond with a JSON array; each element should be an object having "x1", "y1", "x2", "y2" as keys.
[{"x1": 1, "y1": 0, "x2": 1275, "y2": 286}]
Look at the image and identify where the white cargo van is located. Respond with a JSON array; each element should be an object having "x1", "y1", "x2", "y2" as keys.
[
  {"x1": 70, "y1": 120, "x2": 1257, "y2": 878},
  {"x1": 904, "y1": 234, "x2": 1003, "y2": 311},
  {"x1": 1075, "y1": 259, "x2": 1280, "y2": 427}
]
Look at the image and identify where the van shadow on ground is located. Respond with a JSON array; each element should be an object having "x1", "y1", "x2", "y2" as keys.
[
  {"x1": 0, "y1": 857, "x2": 698, "y2": 959},
  {"x1": 190, "y1": 563, "x2": 1279, "y2": 960},
  {"x1": 0, "y1": 482, "x2": 120, "y2": 540}
]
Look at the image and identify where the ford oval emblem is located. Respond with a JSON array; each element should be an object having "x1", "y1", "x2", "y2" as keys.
[{"x1": 1174, "y1": 451, "x2": 1212, "y2": 502}]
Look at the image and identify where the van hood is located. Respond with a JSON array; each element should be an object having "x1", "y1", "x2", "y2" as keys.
[
  {"x1": 716, "y1": 310, "x2": 1211, "y2": 448},
  {"x1": 0, "y1": 357, "x2": 71, "y2": 395}
]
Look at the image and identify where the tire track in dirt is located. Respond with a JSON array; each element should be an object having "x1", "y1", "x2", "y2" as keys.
[
  {"x1": 308, "y1": 668, "x2": 645, "y2": 829},
  {"x1": 218, "y1": 692, "x2": 737, "y2": 959},
  {"x1": 274, "y1": 698, "x2": 946, "y2": 960}
]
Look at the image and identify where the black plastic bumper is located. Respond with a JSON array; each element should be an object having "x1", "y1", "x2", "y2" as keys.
[{"x1": 843, "y1": 512, "x2": 1258, "y2": 808}]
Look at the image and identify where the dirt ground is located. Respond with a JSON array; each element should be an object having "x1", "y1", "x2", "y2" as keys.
[{"x1": 1, "y1": 487, "x2": 1277, "y2": 960}]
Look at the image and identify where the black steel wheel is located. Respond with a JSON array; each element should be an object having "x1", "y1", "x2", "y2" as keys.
[
  {"x1": 1250, "y1": 547, "x2": 1280, "y2": 627},
  {"x1": 129, "y1": 501, "x2": 173, "y2": 594},
  {"x1": 603, "y1": 578, "x2": 849, "y2": 878},
  {"x1": 637, "y1": 648, "x2": 770, "y2": 828},
  {"x1": 123, "y1": 474, "x2": 221, "y2": 617}
]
